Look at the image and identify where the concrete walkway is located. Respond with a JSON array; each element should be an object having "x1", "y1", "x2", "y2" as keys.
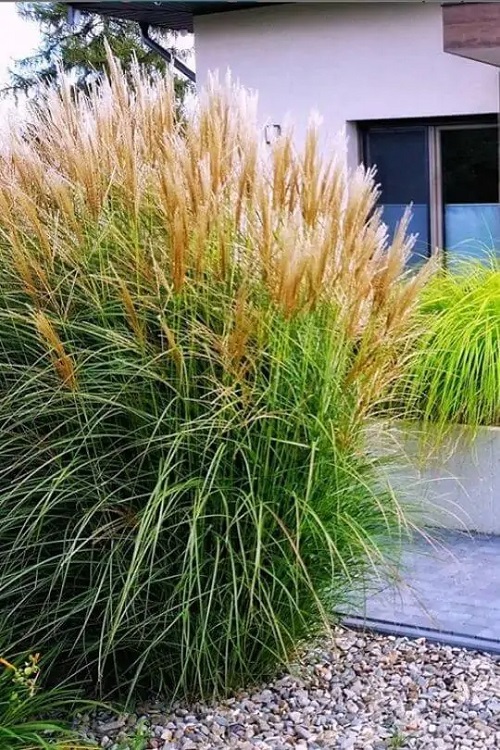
[{"x1": 346, "y1": 530, "x2": 500, "y2": 652}]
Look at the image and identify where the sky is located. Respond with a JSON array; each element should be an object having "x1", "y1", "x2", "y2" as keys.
[{"x1": 0, "y1": 3, "x2": 41, "y2": 86}]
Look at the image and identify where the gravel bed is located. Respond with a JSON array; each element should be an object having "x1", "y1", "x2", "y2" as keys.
[{"x1": 78, "y1": 628, "x2": 500, "y2": 750}]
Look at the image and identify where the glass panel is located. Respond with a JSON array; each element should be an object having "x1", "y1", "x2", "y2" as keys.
[
  {"x1": 441, "y1": 126, "x2": 500, "y2": 265},
  {"x1": 378, "y1": 204, "x2": 429, "y2": 267},
  {"x1": 366, "y1": 128, "x2": 430, "y2": 265},
  {"x1": 444, "y1": 204, "x2": 500, "y2": 266}
]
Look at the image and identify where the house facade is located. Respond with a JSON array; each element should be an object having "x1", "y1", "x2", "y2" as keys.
[{"x1": 73, "y1": 1, "x2": 500, "y2": 263}]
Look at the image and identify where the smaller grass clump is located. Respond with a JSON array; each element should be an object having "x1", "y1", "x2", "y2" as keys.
[{"x1": 397, "y1": 256, "x2": 500, "y2": 429}]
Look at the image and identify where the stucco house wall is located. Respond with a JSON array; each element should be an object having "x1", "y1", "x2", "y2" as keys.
[{"x1": 195, "y1": 2, "x2": 499, "y2": 165}]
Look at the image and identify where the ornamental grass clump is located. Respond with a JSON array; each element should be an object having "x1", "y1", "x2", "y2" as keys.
[
  {"x1": 0, "y1": 55, "x2": 433, "y2": 700},
  {"x1": 397, "y1": 256, "x2": 500, "y2": 429}
]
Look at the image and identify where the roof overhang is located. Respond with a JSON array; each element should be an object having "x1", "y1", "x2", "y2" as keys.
[
  {"x1": 443, "y1": 2, "x2": 500, "y2": 68},
  {"x1": 67, "y1": 2, "x2": 282, "y2": 33}
]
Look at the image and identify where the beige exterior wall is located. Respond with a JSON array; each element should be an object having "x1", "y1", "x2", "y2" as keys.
[{"x1": 195, "y1": 2, "x2": 499, "y2": 165}]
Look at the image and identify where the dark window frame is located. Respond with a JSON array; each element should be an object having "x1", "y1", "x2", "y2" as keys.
[{"x1": 358, "y1": 114, "x2": 500, "y2": 260}]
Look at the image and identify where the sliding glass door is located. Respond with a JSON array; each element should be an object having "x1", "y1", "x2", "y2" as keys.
[
  {"x1": 440, "y1": 124, "x2": 500, "y2": 266},
  {"x1": 362, "y1": 117, "x2": 500, "y2": 266},
  {"x1": 363, "y1": 127, "x2": 430, "y2": 266}
]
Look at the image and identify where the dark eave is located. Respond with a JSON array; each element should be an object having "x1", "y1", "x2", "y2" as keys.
[{"x1": 68, "y1": 2, "x2": 278, "y2": 33}]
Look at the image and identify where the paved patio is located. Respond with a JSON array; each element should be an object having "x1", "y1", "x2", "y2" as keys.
[{"x1": 345, "y1": 530, "x2": 500, "y2": 653}]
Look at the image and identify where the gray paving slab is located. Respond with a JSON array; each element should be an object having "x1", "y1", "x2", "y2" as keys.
[{"x1": 349, "y1": 529, "x2": 500, "y2": 644}]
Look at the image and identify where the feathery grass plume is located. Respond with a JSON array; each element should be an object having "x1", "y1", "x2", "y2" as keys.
[
  {"x1": 33, "y1": 311, "x2": 77, "y2": 389},
  {"x1": 0, "y1": 53, "x2": 433, "y2": 701}
]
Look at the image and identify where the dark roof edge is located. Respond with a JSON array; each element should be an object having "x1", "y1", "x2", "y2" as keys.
[{"x1": 67, "y1": 2, "x2": 283, "y2": 33}]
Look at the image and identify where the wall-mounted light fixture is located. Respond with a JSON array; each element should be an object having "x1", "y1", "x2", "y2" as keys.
[{"x1": 264, "y1": 124, "x2": 282, "y2": 145}]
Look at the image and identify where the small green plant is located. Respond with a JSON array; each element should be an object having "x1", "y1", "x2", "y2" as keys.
[
  {"x1": 115, "y1": 720, "x2": 150, "y2": 750},
  {"x1": 0, "y1": 653, "x2": 41, "y2": 702},
  {"x1": 396, "y1": 256, "x2": 500, "y2": 430},
  {"x1": 388, "y1": 729, "x2": 408, "y2": 749},
  {"x1": 0, "y1": 648, "x2": 91, "y2": 749}
]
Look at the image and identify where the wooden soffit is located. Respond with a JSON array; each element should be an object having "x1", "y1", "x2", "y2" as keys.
[{"x1": 444, "y1": 2, "x2": 500, "y2": 68}]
